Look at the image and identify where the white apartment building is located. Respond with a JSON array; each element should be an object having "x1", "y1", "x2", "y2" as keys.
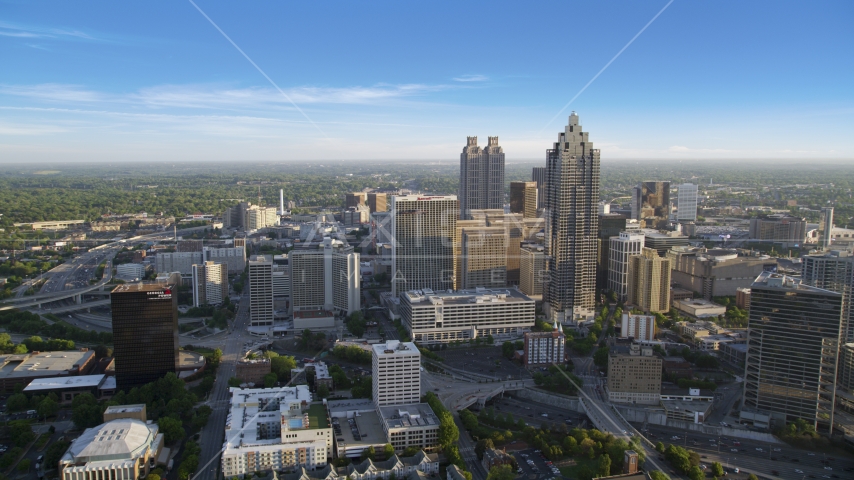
[
  {"x1": 609, "y1": 232, "x2": 645, "y2": 301},
  {"x1": 221, "y1": 386, "x2": 331, "y2": 477},
  {"x1": 289, "y1": 237, "x2": 360, "y2": 316},
  {"x1": 399, "y1": 287, "x2": 535, "y2": 344},
  {"x1": 620, "y1": 313, "x2": 656, "y2": 341},
  {"x1": 249, "y1": 255, "x2": 274, "y2": 327},
  {"x1": 523, "y1": 324, "x2": 565, "y2": 366},
  {"x1": 372, "y1": 341, "x2": 421, "y2": 407},
  {"x1": 191, "y1": 261, "x2": 228, "y2": 307},
  {"x1": 246, "y1": 205, "x2": 280, "y2": 231}
]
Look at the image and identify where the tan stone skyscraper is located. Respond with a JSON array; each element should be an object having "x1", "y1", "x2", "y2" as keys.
[
  {"x1": 510, "y1": 181, "x2": 538, "y2": 218},
  {"x1": 627, "y1": 248, "x2": 671, "y2": 314},
  {"x1": 544, "y1": 112, "x2": 599, "y2": 323}
]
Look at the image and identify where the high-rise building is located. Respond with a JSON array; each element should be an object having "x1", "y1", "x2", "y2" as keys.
[
  {"x1": 632, "y1": 181, "x2": 671, "y2": 229},
  {"x1": 289, "y1": 237, "x2": 361, "y2": 316},
  {"x1": 532, "y1": 167, "x2": 546, "y2": 211},
  {"x1": 224, "y1": 202, "x2": 250, "y2": 229},
  {"x1": 204, "y1": 245, "x2": 246, "y2": 274},
  {"x1": 372, "y1": 341, "x2": 421, "y2": 407},
  {"x1": 519, "y1": 244, "x2": 546, "y2": 298},
  {"x1": 510, "y1": 181, "x2": 538, "y2": 219},
  {"x1": 742, "y1": 272, "x2": 843, "y2": 432},
  {"x1": 801, "y1": 250, "x2": 854, "y2": 342},
  {"x1": 676, "y1": 183, "x2": 698, "y2": 222},
  {"x1": 459, "y1": 136, "x2": 504, "y2": 219},
  {"x1": 346, "y1": 192, "x2": 367, "y2": 209},
  {"x1": 460, "y1": 227, "x2": 507, "y2": 289},
  {"x1": 544, "y1": 112, "x2": 599, "y2": 323},
  {"x1": 608, "y1": 232, "x2": 645, "y2": 301},
  {"x1": 343, "y1": 205, "x2": 371, "y2": 226},
  {"x1": 606, "y1": 344, "x2": 662, "y2": 405},
  {"x1": 819, "y1": 207, "x2": 834, "y2": 250},
  {"x1": 627, "y1": 247, "x2": 671, "y2": 314},
  {"x1": 597, "y1": 214, "x2": 628, "y2": 291},
  {"x1": 191, "y1": 261, "x2": 228, "y2": 307},
  {"x1": 391, "y1": 195, "x2": 458, "y2": 296},
  {"x1": 110, "y1": 284, "x2": 178, "y2": 391},
  {"x1": 748, "y1": 214, "x2": 807, "y2": 247},
  {"x1": 620, "y1": 313, "x2": 656, "y2": 341},
  {"x1": 367, "y1": 193, "x2": 388, "y2": 213},
  {"x1": 155, "y1": 251, "x2": 202, "y2": 275},
  {"x1": 371, "y1": 211, "x2": 393, "y2": 247},
  {"x1": 249, "y1": 255, "x2": 274, "y2": 327}
]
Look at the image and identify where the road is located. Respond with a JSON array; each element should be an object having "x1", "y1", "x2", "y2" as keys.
[{"x1": 193, "y1": 284, "x2": 250, "y2": 480}]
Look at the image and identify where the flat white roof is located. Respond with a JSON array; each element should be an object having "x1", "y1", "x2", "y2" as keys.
[{"x1": 24, "y1": 374, "x2": 105, "y2": 391}]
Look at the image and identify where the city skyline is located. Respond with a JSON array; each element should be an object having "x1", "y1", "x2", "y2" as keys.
[{"x1": 1, "y1": 1, "x2": 852, "y2": 162}]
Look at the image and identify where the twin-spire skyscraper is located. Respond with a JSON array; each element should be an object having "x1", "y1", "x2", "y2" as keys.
[{"x1": 457, "y1": 113, "x2": 600, "y2": 324}]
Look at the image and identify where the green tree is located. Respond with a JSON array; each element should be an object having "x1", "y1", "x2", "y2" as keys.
[
  {"x1": 6, "y1": 393, "x2": 28, "y2": 412},
  {"x1": 656, "y1": 441, "x2": 665, "y2": 453},
  {"x1": 158, "y1": 416, "x2": 185, "y2": 444},
  {"x1": 593, "y1": 346, "x2": 610, "y2": 367},
  {"x1": 37, "y1": 396, "x2": 59, "y2": 419},
  {"x1": 598, "y1": 454, "x2": 612, "y2": 477},
  {"x1": 17, "y1": 459, "x2": 31, "y2": 473},
  {"x1": 501, "y1": 341, "x2": 515, "y2": 359},
  {"x1": 317, "y1": 384, "x2": 330, "y2": 399},
  {"x1": 711, "y1": 462, "x2": 724, "y2": 477},
  {"x1": 263, "y1": 372, "x2": 278, "y2": 388},
  {"x1": 361, "y1": 446, "x2": 376, "y2": 461},
  {"x1": 475, "y1": 438, "x2": 495, "y2": 460},
  {"x1": 746, "y1": 475, "x2": 758, "y2": 480},
  {"x1": 228, "y1": 377, "x2": 241, "y2": 387},
  {"x1": 687, "y1": 466, "x2": 704, "y2": 480},
  {"x1": 648, "y1": 472, "x2": 671, "y2": 480},
  {"x1": 9, "y1": 421, "x2": 35, "y2": 447},
  {"x1": 402, "y1": 446, "x2": 421, "y2": 457},
  {"x1": 383, "y1": 443, "x2": 395, "y2": 459},
  {"x1": 437, "y1": 411, "x2": 460, "y2": 448},
  {"x1": 486, "y1": 465, "x2": 515, "y2": 480}
]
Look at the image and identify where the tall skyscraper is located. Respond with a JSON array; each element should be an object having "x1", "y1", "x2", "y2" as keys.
[
  {"x1": 742, "y1": 272, "x2": 843, "y2": 432},
  {"x1": 289, "y1": 237, "x2": 360, "y2": 316},
  {"x1": 544, "y1": 112, "x2": 599, "y2": 323},
  {"x1": 459, "y1": 136, "x2": 504, "y2": 219},
  {"x1": 191, "y1": 261, "x2": 228, "y2": 307},
  {"x1": 676, "y1": 183, "x2": 698, "y2": 222},
  {"x1": 608, "y1": 232, "x2": 645, "y2": 301},
  {"x1": 372, "y1": 340, "x2": 421, "y2": 407},
  {"x1": 532, "y1": 167, "x2": 547, "y2": 211},
  {"x1": 249, "y1": 255, "x2": 274, "y2": 327},
  {"x1": 391, "y1": 195, "x2": 458, "y2": 296},
  {"x1": 627, "y1": 248, "x2": 671, "y2": 314},
  {"x1": 110, "y1": 284, "x2": 178, "y2": 391},
  {"x1": 819, "y1": 207, "x2": 834, "y2": 250},
  {"x1": 520, "y1": 244, "x2": 546, "y2": 298},
  {"x1": 510, "y1": 181, "x2": 538, "y2": 218},
  {"x1": 801, "y1": 250, "x2": 854, "y2": 342},
  {"x1": 632, "y1": 181, "x2": 671, "y2": 228}
]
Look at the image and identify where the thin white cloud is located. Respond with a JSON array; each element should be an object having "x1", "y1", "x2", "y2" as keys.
[
  {"x1": 0, "y1": 21, "x2": 95, "y2": 40},
  {"x1": 668, "y1": 145, "x2": 689, "y2": 152},
  {"x1": 453, "y1": 74, "x2": 488, "y2": 82},
  {"x1": 0, "y1": 84, "x2": 104, "y2": 103}
]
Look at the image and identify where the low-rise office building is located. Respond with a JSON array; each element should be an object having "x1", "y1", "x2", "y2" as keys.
[
  {"x1": 667, "y1": 247, "x2": 776, "y2": 299},
  {"x1": 0, "y1": 349, "x2": 96, "y2": 392},
  {"x1": 377, "y1": 404, "x2": 440, "y2": 453},
  {"x1": 221, "y1": 386, "x2": 332, "y2": 477},
  {"x1": 116, "y1": 263, "x2": 145, "y2": 280},
  {"x1": 24, "y1": 374, "x2": 116, "y2": 403},
  {"x1": 672, "y1": 299, "x2": 727, "y2": 319},
  {"x1": 235, "y1": 358, "x2": 272, "y2": 385},
  {"x1": 399, "y1": 288, "x2": 535, "y2": 345},
  {"x1": 606, "y1": 344, "x2": 662, "y2": 405},
  {"x1": 720, "y1": 342, "x2": 748, "y2": 368}
]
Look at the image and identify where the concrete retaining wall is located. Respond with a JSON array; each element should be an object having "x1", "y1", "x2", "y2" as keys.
[
  {"x1": 612, "y1": 405, "x2": 781, "y2": 444},
  {"x1": 511, "y1": 389, "x2": 582, "y2": 412}
]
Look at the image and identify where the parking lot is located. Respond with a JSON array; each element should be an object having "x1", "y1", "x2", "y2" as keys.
[
  {"x1": 512, "y1": 448, "x2": 564, "y2": 479},
  {"x1": 437, "y1": 345, "x2": 531, "y2": 380}
]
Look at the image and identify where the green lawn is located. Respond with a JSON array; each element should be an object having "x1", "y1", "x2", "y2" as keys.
[
  {"x1": 559, "y1": 457, "x2": 598, "y2": 479},
  {"x1": 307, "y1": 403, "x2": 329, "y2": 428}
]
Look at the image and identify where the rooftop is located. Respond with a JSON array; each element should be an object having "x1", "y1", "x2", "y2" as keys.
[
  {"x1": 294, "y1": 309, "x2": 335, "y2": 319},
  {"x1": 24, "y1": 374, "x2": 106, "y2": 391},
  {"x1": 224, "y1": 386, "x2": 321, "y2": 450},
  {"x1": 64, "y1": 418, "x2": 158, "y2": 462},
  {"x1": 0, "y1": 350, "x2": 96, "y2": 380},
  {"x1": 111, "y1": 283, "x2": 175, "y2": 293},
  {"x1": 377, "y1": 403, "x2": 439, "y2": 429},
  {"x1": 752, "y1": 271, "x2": 840, "y2": 295},
  {"x1": 402, "y1": 287, "x2": 533, "y2": 306},
  {"x1": 371, "y1": 341, "x2": 419, "y2": 357}
]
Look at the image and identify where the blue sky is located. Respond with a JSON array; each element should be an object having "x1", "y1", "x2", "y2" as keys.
[{"x1": 1, "y1": 0, "x2": 852, "y2": 163}]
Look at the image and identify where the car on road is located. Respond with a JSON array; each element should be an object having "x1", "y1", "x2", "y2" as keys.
[
  {"x1": 824, "y1": 467, "x2": 832, "y2": 471},
  {"x1": 730, "y1": 449, "x2": 738, "y2": 452},
  {"x1": 795, "y1": 470, "x2": 804, "y2": 474}
]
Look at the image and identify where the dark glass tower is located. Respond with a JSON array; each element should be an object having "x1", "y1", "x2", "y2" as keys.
[{"x1": 110, "y1": 283, "x2": 179, "y2": 391}]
